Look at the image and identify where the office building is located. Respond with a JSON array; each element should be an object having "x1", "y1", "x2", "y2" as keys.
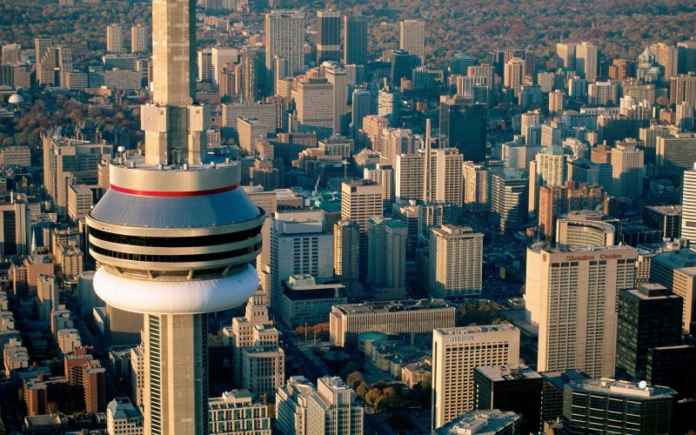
[
  {"x1": 490, "y1": 168, "x2": 528, "y2": 233},
  {"x1": 432, "y1": 324, "x2": 520, "y2": 428},
  {"x1": 343, "y1": 16, "x2": 368, "y2": 65},
  {"x1": 107, "y1": 397, "x2": 143, "y2": 435},
  {"x1": 643, "y1": 205, "x2": 681, "y2": 240},
  {"x1": 131, "y1": 25, "x2": 147, "y2": 54},
  {"x1": 350, "y1": 87, "x2": 372, "y2": 132},
  {"x1": 86, "y1": 0, "x2": 265, "y2": 431},
  {"x1": 616, "y1": 283, "x2": 682, "y2": 379},
  {"x1": 650, "y1": 247, "x2": 696, "y2": 334},
  {"x1": 341, "y1": 180, "x2": 383, "y2": 271},
  {"x1": 646, "y1": 345, "x2": 696, "y2": 398},
  {"x1": 549, "y1": 89, "x2": 565, "y2": 114},
  {"x1": 241, "y1": 345, "x2": 285, "y2": 400},
  {"x1": 434, "y1": 410, "x2": 520, "y2": 435},
  {"x1": 540, "y1": 369, "x2": 589, "y2": 423},
  {"x1": 563, "y1": 378, "x2": 676, "y2": 434},
  {"x1": 657, "y1": 133, "x2": 696, "y2": 176},
  {"x1": 278, "y1": 275, "x2": 347, "y2": 328},
  {"x1": 329, "y1": 298, "x2": 455, "y2": 347},
  {"x1": 538, "y1": 184, "x2": 605, "y2": 240},
  {"x1": 463, "y1": 161, "x2": 489, "y2": 207},
  {"x1": 655, "y1": 42, "x2": 679, "y2": 80},
  {"x1": 367, "y1": 217, "x2": 408, "y2": 291},
  {"x1": 276, "y1": 376, "x2": 364, "y2": 435},
  {"x1": 208, "y1": 390, "x2": 271, "y2": 435},
  {"x1": 107, "y1": 24, "x2": 125, "y2": 53},
  {"x1": 556, "y1": 42, "x2": 576, "y2": 69},
  {"x1": 261, "y1": 210, "x2": 334, "y2": 310},
  {"x1": 292, "y1": 74, "x2": 334, "y2": 131},
  {"x1": 264, "y1": 10, "x2": 305, "y2": 84},
  {"x1": 611, "y1": 139, "x2": 645, "y2": 199},
  {"x1": 317, "y1": 11, "x2": 340, "y2": 63},
  {"x1": 324, "y1": 63, "x2": 349, "y2": 134},
  {"x1": 333, "y1": 220, "x2": 360, "y2": 291},
  {"x1": 670, "y1": 74, "x2": 696, "y2": 106},
  {"x1": 429, "y1": 225, "x2": 483, "y2": 298},
  {"x1": 474, "y1": 365, "x2": 542, "y2": 435},
  {"x1": 399, "y1": 19, "x2": 425, "y2": 61},
  {"x1": 0, "y1": 197, "x2": 31, "y2": 257},
  {"x1": 439, "y1": 96, "x2": 487, "y2": 162},
  {"x1": 525, "y1": 244, "x2": 637, "y2": 377},
  {"x1": 576, "y1": 42, "x2": 598, "y2": 82}
]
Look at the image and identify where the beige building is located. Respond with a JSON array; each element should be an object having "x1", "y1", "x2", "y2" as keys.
[
  {"x1": 264, "y1": 10, "x2": 305, "y2": 82},
  {"x1": 399, "y1": 19, "x2": 425, "y2": 61},
  {"x1": 329, "y1": 299, "x2": 455, "y2": 347},
  {"x1": 503, "y1": 57, "x2": 525, "y2": 97},
  {"x1": 429, "y1": 225, "x2": 483, "y2": 298},
  {"x1": 237, "y1": 117, "x2": 270, "y2": 155},
  {"x1": 241, "y1": 345, "x2": 285, "y2": 400},
  {"x1": 611, "y1": 139, "x2": 645, "y2": 199},
  {"x1": 534, "y1": 146, "x2": 568, "y2": 187},
  {"x1": 682, "y1": 164, "x2": 696, "y2": 246},
  {"x1": 525, "y1": 244, "x2": 637, "y2": 378},
  {"x1": 555, "y1": 213, "x2": 615, "y2": 249},
  {"x1": 131, "y1": 24, "x2": 147, "y2": 54},
  {"x1": 434, "y1": 149, "x2": 464, "y2": 206},
  {"x1": 656, "y1": 132, "x2": 696, "y2": 175},
  {"x1": 432, "y1": 324, "x2": 520, "y2": 428},
  {"x1": 462, "y1": 161, "x2": 488, "y2": 207},
  {"x1": 208, "y1": 390, "x2": 271, "y2": 435},
  {"x1": 292, "y1": 74, "x2": 334, "y2": 130},
  {"x1": 395, "y1": 153, "x2": 425, "y2": 201},
  {"x1": 0, "y1": 145, "x2": 31, "y2": 167},
  {"x1": 106, "y1": 397, "x2": 143, "y2": 435},
  {"x1": 67, "y1": 184, "x2": 93, "y2": 221},
  {"x1": 276, "y1": 376, "x2": 364, "y2": 435},
  {"x1": 107, "y1": 24, "x2": 125, "y2": 53},
  {"x1": 576, "y1": 41, "x2": 598, "y2": 82},
  {"x1": 341, "y1": 180, "x2": 383, "y2": 268}
]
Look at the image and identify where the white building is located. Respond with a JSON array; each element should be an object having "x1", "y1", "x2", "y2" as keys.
[{"x1": 208, "y1": 390, "x2": 272, "y2": 435}]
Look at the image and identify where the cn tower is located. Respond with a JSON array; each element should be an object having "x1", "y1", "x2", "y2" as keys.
[{"x1": 86, "y1": 0, "x2": 264, "y2": 433}]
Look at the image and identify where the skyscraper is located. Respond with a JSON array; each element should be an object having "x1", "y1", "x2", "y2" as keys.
[
  {"x1": 503, "y1": 57, "x2": 525, "y2": 97},
  {"x1": 616, "y1": 283, "x2": 682, "y2": 380},
  {"x1": 106, "y1": 24, "x2": 125, "y2": 53},
  {"x1": 342, "y1": 15, "x2": 368, "y2": 65},
  {"x1": 429, "y1": 225, "x2": 483, "y2": 298},
  {"x1": 366, "y1": 217, "x2": 408, "y2": 291},
  {"x1": 525, "y1": 244, "x2": 637, "y2": 377},
  {"x1": 87, "y1": 1, "x2": 264, "y2": 433},
  {"x1": 264, "y1": 10, "x2": 304, "y2": 88},
  {"x1": 350, "y1": 87, "x2": 372, "y2": 133},
  {"x1": 438, "y1": 96, "x2": 487, "y2": 162},
  {"x1": 489, "y1": 168, "x2": 528, "y2": 233},
  {"x1": 611, "y1": 139, "x2": 645, "y2": 200},
  {"x1": 341, "y1": 180, "x2": 383, "y2": 273},
  {"x1": 432, "y1": 324, "x2": 520, "y2": 429},
  {"x1": 333, "y1": 220, "x2": 360, "y2": 292},
  {"x1": 317, "y1": 11, "x2": 341, "y2": 63},
  {"x1": 399, "y1": 19, "x2": 425, "y2": 62},
  {"x1": 576, "y1": 41, "x2": 598, "y2": 82},
  {"x1": 681, "y1": 163, "x2": 696, "y2": 246}
]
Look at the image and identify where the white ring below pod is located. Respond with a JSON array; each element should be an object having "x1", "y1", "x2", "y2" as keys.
[{"x1": 93, "y1": 265, "x2": 259, "y2": 314}]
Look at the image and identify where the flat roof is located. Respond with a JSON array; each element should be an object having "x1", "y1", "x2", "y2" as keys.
[
  {"x1": 476, "y1": 365, "x2": 542, "y2": 382},
  {"x1": 334, "y1": 298, "x2": 453, "y2": 315}
]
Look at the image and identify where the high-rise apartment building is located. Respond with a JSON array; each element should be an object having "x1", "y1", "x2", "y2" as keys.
[
  {"x1": 463, "y1": 161, "x2": 489, "y2": 207},
  {"x1": 264, "y1": 10, "x2": 305, "y2": 86},
  {"x1": 554, "y1": 211, "x2": 615, "y2": 249},
  {"x1": 503, "y1": 57, "x2": 525, "y2": 97},
  {"x1": 367, "y1": 217, "x2": 408, "y2": 291},
  {"x1": 86, "y1": 0, "x2": 265, "y2": 432},
  {"x1": 490, "y1": 168, "x2": 528, "y2": 233},
  {"x1": 616, "y1": 283, "x2": 682, "y2": 380},
  {"x1": 563, "y1": 379, "x2": 676, "y2": 434},
  {"x1": 317, "y1": 11, "x2": 341, "y2": 63},
  {"x1": 534, "y1": 146, "x2": 568, "y2": 187},
  {"x1": 432, "y1": 324, "x2": 520, "y2": 428},
  {"x1": 131, "y1": 25, "x2": 147, "y2": 54},
  {"x1": 107, "y1": 24, "x2": 125, "y2": 53},
  {"x1": 341, "y1": 180, "x2": 383, "y2": 272},
  {"x1": 343, "y1": 16, "x2": 368, "y2": 65},
  {"x1": 399, "y1": 19, "x2": 425, "y2": 62},
  {"x1": 429, "y1": 225, "x2": 483, "y2": 298},
  {"x1": 681, "y1": 163, "x2": 696, "y2": 246},
  {"x1": 276, "y1": 376, "x2": 364, "y2": 435},
  {"x1": 611, "y1": 139, "x2": 645, "y2": 200},
  {"x1": 576, "y1": 41, "x2": 598, "y2": 82},
  {"x1": 525, "y1": 244, "x2": 637, "y2": 377}
]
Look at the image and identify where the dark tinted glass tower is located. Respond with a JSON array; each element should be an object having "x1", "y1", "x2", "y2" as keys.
[
  {"x1": 616, "y1": 283, "x2": 682, "y2": 380},
  {"x1": 342, "y1": 15, "x2": 368, "y2": 65},
  {"x1": 317, "y1": 11, "x2": 341, "y2": 63},
  {"x1": 439, "y1": 96, "x2": 487, "y2": 162},
  {"x1": 646, "y1": 345, "x2": 696, "y2": 398}
]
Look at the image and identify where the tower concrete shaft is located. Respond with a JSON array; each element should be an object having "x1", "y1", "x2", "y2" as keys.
[{"x1": 143, "y1": 0, "x2": 206, "y2": 167}]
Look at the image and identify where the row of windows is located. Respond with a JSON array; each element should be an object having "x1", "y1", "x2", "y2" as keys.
[
  {"x1": 88, "y1": 224, "x2": 262, "y2": 248},
  {"x1": 91, "y1": 243, "x2": 261, "y2": 263}
]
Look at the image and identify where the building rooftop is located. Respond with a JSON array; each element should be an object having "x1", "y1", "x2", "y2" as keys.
[
  {"x1": 107, "y1": 397, "x2": 142, "y2": 420},
  {"x1": 569, "y1": 378, "x2": 677, "y2": 399},
  {"x1": 333, "y1": 298, "x2": 453, "y2": 315},
  {"x1": 476, "y1": 365, "x2": 542, "y2": 382},
  {"x1": 436, "y1": 323, "x2": 517, "y2": 337},
  {"x1": 645, "y1": 205, "x2": 681, "y2": 216},
  {"x1": 434, "y1": 409, "x2": 521, "y2": 435},
  {"x1": 653, "y1": 247, "x2": 696, "y2": 270}
]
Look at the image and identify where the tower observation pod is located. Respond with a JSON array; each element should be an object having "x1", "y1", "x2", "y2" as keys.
[{"x1": 86, "y1": 0, "x2": 264, "y2": 434}]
